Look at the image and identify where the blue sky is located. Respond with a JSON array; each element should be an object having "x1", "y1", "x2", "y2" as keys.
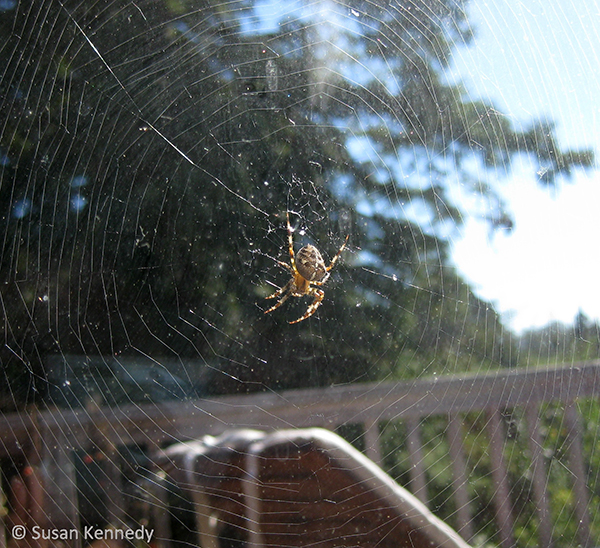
[
  {"x1": 242, "y1": 0, "x2": 599, "y2": 333},
  {"x1": 449, "y1": 0, "x2": 600, "y2": 332}
]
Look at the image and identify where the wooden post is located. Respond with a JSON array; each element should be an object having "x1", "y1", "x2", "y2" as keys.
[
  {"x1": 564, "y1": 402, "x2": 592, "y2": 547},
  {"x1": 486, "y1": 408, "x2": 515, "y2": 548},
  {"x1": 363, "y1": 418, "x2": 382, "y2": 465},
  {"x1": 87, "y1": 405, "x2": 126, "y2": 530},
  {"x1": 0, "y1": 480, "x2": 4, "y2": 548},
  {"x1": 102, "y1": 444, "x2": 126, "y2": 529},
  {"x1": 150, "y1": 470, "x2": 171, "y2": 548},
  {"x1": 40, "y1": 424, "x2": 81, "y2": 548},
  {"x1": 243, "y1": 447, "x2": 263, "y2": 548},
  {"x1": 523, "y1": 403, "x2": 554, "y2": 548},
  {"x1": 405, "y1": 416, "x2": 428, "y2": 506},
  {"x1": 190, "y1": 490, "x2": 219, "y2": 548},
  {"x1": 446, "y1": 414, "x2": 474, "y2": 542}
]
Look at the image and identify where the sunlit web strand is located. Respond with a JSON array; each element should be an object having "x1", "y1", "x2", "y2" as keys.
[{"x1": 57, "y1": 1, "x2": 268, "y2": 217}]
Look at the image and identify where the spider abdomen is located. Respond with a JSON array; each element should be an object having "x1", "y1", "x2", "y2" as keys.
[
  {"x1": 264, "y1": 212, "x2": 348, "y2": 323},
  {"x1": 296, "y1": 244, "x2": 328, "y2": 282}
]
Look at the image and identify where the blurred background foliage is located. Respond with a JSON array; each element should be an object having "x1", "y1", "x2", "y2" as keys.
[
  {"x1": 0, "y1": 0, "x2": 596, "y2": 410},
  {"x1": 2, "y1": 2, "x2": 600, "y2": 547},
  {"x1": 378, "y1": 400, "x2": 600, "y2": 548}
]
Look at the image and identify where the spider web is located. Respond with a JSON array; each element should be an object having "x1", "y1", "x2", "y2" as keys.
[{"x1": 1, "y1": 0, "x2": 599, "y2": 547}]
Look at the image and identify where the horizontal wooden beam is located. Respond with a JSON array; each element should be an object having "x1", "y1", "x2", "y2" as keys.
[{"x1": 1, "y1": 361, "x2": 599, "y2": 456}]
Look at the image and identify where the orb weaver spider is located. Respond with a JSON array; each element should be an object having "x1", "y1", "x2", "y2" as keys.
[{"x1": 264, "y1": 212, "x2": 349, "y2": 324}]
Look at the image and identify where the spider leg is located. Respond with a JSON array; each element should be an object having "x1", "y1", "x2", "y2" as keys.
[
  {"x1": 325, "y1": 234, "x2": 349, "y2": 272},
  {"x1": 264, "y1": 290, "x2": 293, "y2": 315},
  {"x1": 289, "y1": 289, "x2": 325, "y2": 324},
  {"x1": 265, "y1": 279, "x2": 293, "y2": 301},
  {"x1": 273, "y1": 259, "x2": 294, "y2": 274},
  {"x1": 308, "y1": 233, "x2": 349, "y2": 285},
  {"x1": 286, "y1": 211, "x2": 296, "y2": 270}
]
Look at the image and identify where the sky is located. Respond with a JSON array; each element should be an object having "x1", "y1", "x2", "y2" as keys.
[
  {"x1": 448, "y1": 0, "x2": 600, "y2": 333},
  {"x1": 230, "y1": 0, "x2": 600, "y2": 334}
]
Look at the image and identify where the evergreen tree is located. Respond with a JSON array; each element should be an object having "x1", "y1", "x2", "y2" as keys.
[{"x1": 0, "y1": 0, "x2": 593, "y2": 407}]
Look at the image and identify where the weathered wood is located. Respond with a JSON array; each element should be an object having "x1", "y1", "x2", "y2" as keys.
[
  {"x1": 243, "y1": 448, "x2": 263, "y2": 548},
  {"x1": 0, "y1": 479, "x2": 5, "y2": 548},
  {"x1": 364, "y1": 418, "x2": 382, "y2": 465},
  {"x1": 149, "y1": 470, "x2": 171, "y2": 548},
  {"x1": 2, "y1": 361, "x2": 600, "y2": 546},
  {"x1": 405, "y1": 416, "x2": 428, "y2": 506},
  {"x1": 486, "y1": 409, "x2": 515, "y2": 548},
  {"x1": 89, "y1": 410, "x2": 127, "y2": 530},
  {"x1": 155, "y1": 428, "x2": 471, "y2": 548},
  {"x1": 2, "y1": 362, "x2": 599, "y2": 457},
  {"x1": 523, "y1": 403, "x2": 553, "y2": 548},
  {"x1": 446, "y1": 414, "x2": 474, "y2": 542},
  {"x1": 190, "y1": 490, "x2": 219, "y2": 548},
  {"x1": 103, "y1": 447, "x2": 126, "y2": 529},
  {"x1": 40, "y1": 425, "x2": 81, "y2": 548},
  {"x1": 564, "y1": 402, "x2": 592, "y2": 548}
]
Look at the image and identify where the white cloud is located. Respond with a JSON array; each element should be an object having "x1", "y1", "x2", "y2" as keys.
[{"x1": 452, "y1": 169, "x2": 600, "y2": 332}]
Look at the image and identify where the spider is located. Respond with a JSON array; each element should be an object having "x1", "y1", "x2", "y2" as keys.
[{"x1": 264, "y1": 212, "x2": 349, "y2": 324}]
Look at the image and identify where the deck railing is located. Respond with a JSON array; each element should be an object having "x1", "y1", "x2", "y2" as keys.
[{"x1": 1, "y1": 361, "x2": 599, "y2": 547}]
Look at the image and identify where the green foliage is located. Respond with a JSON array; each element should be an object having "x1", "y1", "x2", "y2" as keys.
[
  {"x1": 0, "y1": 0, "x2": 593, "y2": 408},
  {"x1": 518, "y1": 311, "x2": 600, "y2": 367},
  {"x1": 1, "y1": 4, "x2": 598, "y2": 547},
  {"x1": 379, "y1": 402, "x2": 600, "y2": 548}
]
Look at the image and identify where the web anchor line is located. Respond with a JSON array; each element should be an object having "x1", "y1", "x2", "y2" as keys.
[{"x1": 58, "y1": 1, "x2": 268, "y2": 217}]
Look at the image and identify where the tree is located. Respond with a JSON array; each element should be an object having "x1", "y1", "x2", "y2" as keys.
[
  {"x1": 0, "y1": 0, "x2": 592, "y2": 409},
  {"x1": 518, "y1": 311, "x2": 600, "y2": 367}
]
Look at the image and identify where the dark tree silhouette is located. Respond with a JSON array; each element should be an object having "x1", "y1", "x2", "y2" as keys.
[{"x1": 0, "y1": 0, "x2": 593, "y2": 408}]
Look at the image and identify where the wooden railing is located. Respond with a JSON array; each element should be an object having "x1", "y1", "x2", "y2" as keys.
[{"x1": 1, "y1": 361, "x2": 599, "y2": 547}]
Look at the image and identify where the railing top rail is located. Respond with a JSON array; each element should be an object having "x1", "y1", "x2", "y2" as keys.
[{"x1": 1, "y1": 361, "x2": 599, "y2": 457}]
